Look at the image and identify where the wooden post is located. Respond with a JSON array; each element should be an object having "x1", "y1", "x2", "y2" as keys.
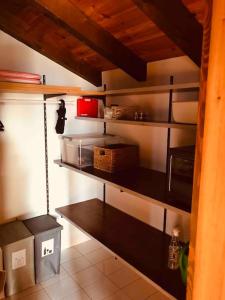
[
  {"x1": 188, "y1": 0, "x2": 225, "y2": 298},
  {"x1": 187, "y1": 0, "x2": 212, "y2": 298}
]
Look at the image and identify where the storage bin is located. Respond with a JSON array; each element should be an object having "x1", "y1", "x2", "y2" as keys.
[
  {"x1": 0, "y1": 221, "x2": 35, "y2": 297},
  {"x1": 104, "y1": 105, "x2": 138, "y2": 120},
  {"x1": 23, "y1": 215, "x2": 63, "y2": 284},
  {"x1": 94, "y1": 144, "x2": 139, "y2": 173},
  {"x1": 77, "y1": 98, "x2": 98, "y2": 118},
  {"x1": 60, "y1": 133, "x2": 121, "y2": 168}
]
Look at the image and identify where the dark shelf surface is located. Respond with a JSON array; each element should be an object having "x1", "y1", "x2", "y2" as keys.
[
  {"x1": 56, "y1": 199, "x2": 186, "y2": 299},
  {"x1": 54, "y1": 160, "x2": 191, "y2": 215}
]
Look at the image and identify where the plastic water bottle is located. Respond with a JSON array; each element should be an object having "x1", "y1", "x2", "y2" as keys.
[{"x1": 168, "y1": 227, "x2": 180, "y2": 270}]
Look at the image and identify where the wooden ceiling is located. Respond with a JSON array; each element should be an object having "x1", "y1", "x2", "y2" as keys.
[{"x1": 0, "y1": 0, "x2": 204, "y2": 86}]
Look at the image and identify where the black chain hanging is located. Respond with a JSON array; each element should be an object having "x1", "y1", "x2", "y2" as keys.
[{"x1": 163, "y1": 75, "x2": 174, "y2": 233}]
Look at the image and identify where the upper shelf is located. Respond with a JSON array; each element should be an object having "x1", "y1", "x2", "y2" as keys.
[
  {"x1": 0, "y1": 82, "x2": 104, "y2": 96},
  {"x1": 75, "y1": 117, "x2": 197, "y2": 130},
  {"x1": 104, "y1": 82, "x2": 200, "y2": 96},
  {"x1": 0, "y1": 81, "x2": 199, "y2": 97}
]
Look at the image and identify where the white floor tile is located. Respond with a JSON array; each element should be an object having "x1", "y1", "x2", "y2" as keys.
[
  {"x1": 107, "y1": 267, "x2": 139, "y2": 288},
  {"x1": 83, "y1": 277, "x2": 118, "y2": 300},
  {"x1": 103, "y1": 290, "x2": 131, "y2": 300},
  {"x1": 75, "y1": 239, "x2": 101, "y2": 255},
  {"x1": 95, "y1": 257, "x2": 125, "y2": 275},
  {"x1": 44, "y1": 277, "x2": 81, "y2": 300},
  {"x1": 6, "y1": 243, "x2": 170, "y2": 300},
  {"x1": 62, "y1": 256, "x2": 91, "y2": 275},
  {"x1": 122, "y1": 278, "x2": 158, "y2": 300},
  {"x1": 147, "y1": 292, "x2": 171, "y2": 300},
  {"x1": 61, "y1": 246, "x2": 82, "y2": 263},
  {"x1": 41, "y1": 266, "x2": 69, "y2": 288},
  {"x1": 6, "y1": 285, "x2": 43, "y2": 299},
  {"x1": 61, "y1": 289, "x2": 91, "y2": 300},
  {"x1": 22, "y1": 290, "x2": 50, "y2": 300},
  {"x1": 84, "y1": 247, "x2": 113, "y2": 265},
  {"x1": 72, "y1": 266, "x2": 106, "y2": 288}
]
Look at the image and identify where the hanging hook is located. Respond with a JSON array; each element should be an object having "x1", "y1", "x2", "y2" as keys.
[
  {"x1": 0, "y1": 120, "x2": 4, "y2": 131},
  {"x1": 55, "y1": 99, "x2": 67, "y2": 134}
]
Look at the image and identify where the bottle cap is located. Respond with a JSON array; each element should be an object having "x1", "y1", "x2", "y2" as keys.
[{"x1": 172, "y1": 227, "x2": 180, "y2": 237}]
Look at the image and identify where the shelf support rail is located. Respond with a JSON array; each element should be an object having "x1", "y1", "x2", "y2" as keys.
[
  {"x1": 43, "y1": 75, "x2": 50, "y2": 214},
  {"x1": 103, "y1": 85, "x2": 107, "y2": 203},
  {"x1": 163, "y1": 76, "x2": 174, "y2": 233}
]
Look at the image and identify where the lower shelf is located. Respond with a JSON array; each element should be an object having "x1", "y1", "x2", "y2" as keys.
[{"x1": 56, "y1": 199, "x2": 186, "y2": 300}]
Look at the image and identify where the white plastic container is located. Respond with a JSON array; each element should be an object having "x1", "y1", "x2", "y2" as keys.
[{"x1": 60, "y1": 133, "x2": 121, "y2": 168}]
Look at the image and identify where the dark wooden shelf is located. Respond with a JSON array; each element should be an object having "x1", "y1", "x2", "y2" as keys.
[
  {"x1": 54, "y1": 160, "x2": 191, "y2": 215},
  {"x1": 56, "y1": 198, "x2": 186, "y2": 299},
  {"x1": 75, "y1": 117, "x2": 197, "y2": 130}
]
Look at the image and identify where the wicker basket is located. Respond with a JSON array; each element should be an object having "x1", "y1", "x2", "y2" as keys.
[{"x1": 94, "y1": 144, "x2": 139, "y2": 173}]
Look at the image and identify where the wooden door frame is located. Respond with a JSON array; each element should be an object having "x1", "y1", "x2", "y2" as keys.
[{"x1": 187, "y1": 0, "x2": 225, "y2": 298}]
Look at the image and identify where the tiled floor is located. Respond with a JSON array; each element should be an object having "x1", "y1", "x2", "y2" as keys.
[{"x1": 6, "y1": 239, "x2": 171, "y2": 300}]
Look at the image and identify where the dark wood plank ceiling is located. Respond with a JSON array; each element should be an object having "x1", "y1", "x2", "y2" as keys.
[
  {"x1": 70, "y1": 0, "x2": 184, "y2": 62},
  {"x1": 34, "y1": 0, "x2": 147, "y2": 81},
  {"x1": 132, "y1": 0, "x2": 202, "y2": 65},
  {"x1": 0, "y1": 0, "x2": 204, "y2": 86},
  {"x1": 64, "y1": 0, "x2": 204, "y2": 62}
]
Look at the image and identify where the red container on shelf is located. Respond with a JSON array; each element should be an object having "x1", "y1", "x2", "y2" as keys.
[{"x1": 77, "y1": 98, "x2": 98, "y2": 118}]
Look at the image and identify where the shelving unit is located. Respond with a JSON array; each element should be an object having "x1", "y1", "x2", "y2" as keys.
[
  {"x1": 56, "y1": 198, "x2": 186, "y2": 300},
  {"x1": 0, "y1": 79, "x2": 197, "y2": 299},
  {"x1": 75, "y1": 116, "x2": 197, "y2": 130},
  {"x1": 53, "y1": 78, "x2": 198, "y2": 299}
]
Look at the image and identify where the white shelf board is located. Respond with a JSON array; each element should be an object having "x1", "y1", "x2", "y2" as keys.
[{"x1": 75, "y1": 117, "x2": 197, "y2": 130}]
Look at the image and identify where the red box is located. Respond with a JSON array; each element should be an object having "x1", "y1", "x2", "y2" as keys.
[{"x1": 77, "y1": 98, "x2": 98, "y2": 118}]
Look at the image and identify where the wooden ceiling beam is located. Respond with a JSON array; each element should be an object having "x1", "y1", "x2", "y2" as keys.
[
  {"x1": 132, "y1": 0, "x2": 203, "y2": 66},
  {"x1": 0, "y1": 1, "x2": 102, "y2": 86},
  {"x1": 33, "y1": 0, "x2": 147, "y2": 81}
]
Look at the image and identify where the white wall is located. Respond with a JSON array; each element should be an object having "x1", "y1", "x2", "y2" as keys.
[
  {"x1": 0, "y1": 31, "x2": 100, "y2": 248},
  {"x1": 0, "y1": 30, "x2": 199, "y2": 248}
]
